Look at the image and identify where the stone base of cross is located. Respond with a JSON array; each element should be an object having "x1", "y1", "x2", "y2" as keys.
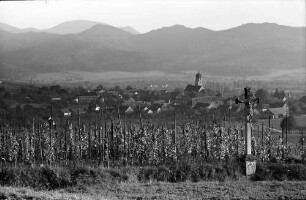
[{"x1": 236, "y1": 87, "x2": 259, "y2": 176}]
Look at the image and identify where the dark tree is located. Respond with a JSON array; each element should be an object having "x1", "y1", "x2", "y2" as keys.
[
  {"x1": 274, "y1": 89, "x2": 286, "y2": 100},
  {"x1": 280, "y1": 116, "x2": 296, "y2": 132},
  {"x1": 255, "y1": 89, "x2": 270, "y2": 104}
]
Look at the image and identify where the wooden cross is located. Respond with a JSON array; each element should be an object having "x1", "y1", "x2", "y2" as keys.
[{"x1": 236, "y1": 87, "x2": 259, "y2": 156}]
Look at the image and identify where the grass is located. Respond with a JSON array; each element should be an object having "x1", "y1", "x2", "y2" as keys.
[
  {"x1": 0, "y1": 186, "x2": 103, "y2": 200},
  {"x1": 1, "y1": 180, "x2": 306, "y2": 200},
  {"x1": 117, "y1": 180, "x2": 306, "y2": 200},
  {"x1": 1, "y1": 161, "x2": 306, "y2": 199}
]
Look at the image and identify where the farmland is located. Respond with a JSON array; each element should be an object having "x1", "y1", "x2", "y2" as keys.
[
  {"x1": 13, "y1": 68, "x2": 306, "y2": 92},
  {"x1": 256, "y1": 115, "x2": 306, "y2": 144}
]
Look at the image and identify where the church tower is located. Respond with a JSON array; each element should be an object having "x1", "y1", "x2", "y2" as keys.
[{"x1": 195, "y1": 72, "x2": 203, "y2": 86}]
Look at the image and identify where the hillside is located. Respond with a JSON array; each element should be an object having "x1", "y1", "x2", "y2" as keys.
[{"x1": 0, "y1": 22, "x2": 304, "y2": 79}]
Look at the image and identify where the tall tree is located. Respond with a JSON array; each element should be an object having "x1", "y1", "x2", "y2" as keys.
[
  {"x1": 280, "y1": 116, "x2": 296, "y2": 132},
  {"x1": 255, "y1": 89, "x2": 270, "y2": 104}
]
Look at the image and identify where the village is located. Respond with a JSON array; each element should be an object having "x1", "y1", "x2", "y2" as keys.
[{"x1": 1, "y1": 73, "x2": 306, "y2": 131}]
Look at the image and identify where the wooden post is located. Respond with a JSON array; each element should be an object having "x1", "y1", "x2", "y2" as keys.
[
  {"x1": 174, "y1": 110, "x2": 177, "y2": 161},
  {"x1": 228, "y1": 109, "x2": 231, "y2": 128},
  {"x1": 262, "y1": 123, "x2": 264, "y2": 146},
  {"x1": 204, "y1": 129, "x2": 208, "y2": 160},
  {"x1": 49, "y1": 117, "x2": 52, "y2": 166},
  {"x1": 286, "y1": 114, "x2": 288, "y2": 146},
  {"x1": 38, "y1": 121, "x2": 43, "y2": 164},
  {"x1": 111, "y1": 120, "x2": 114, "y2": 164},
  {"x1": 123, "y1": 114, "x2": 126, "y2": 165},
  {"x1": 88, "y1": 124, "x2": 91, "y2": 163},
  {"x1": 105, "y1": 121, "x2": 109, "y2": 169},
  {"x1": 64, "y1": 122, "x2": 68, "y2": 165},
  {"x1": 302, "y1": 129, "x2": 304, "y2": 152},
  {"x1": 282, "y1": 121, "x2": 284, "y2": 145},
  {"x1": 257, "y1": 124, "x2": 260, "y2": 141},
  {"x1": 78, "y1": 111, "x2": 81, "y2": 160}
]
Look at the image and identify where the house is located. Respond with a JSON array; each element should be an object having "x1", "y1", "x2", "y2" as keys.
[
  {"x1": 51, "y1": 97, "x2": 61, "y2": 102},
  {"x1": 78, "y1": 96, "x2": 98, "y2": 104},
  {"x1": 61, "y1": 108, "x2": 71, "y2": 117},
  {"x1": 261, "y1": 104, "x2": 270, "y2": 111},
  {"x1": 192, "y1": 96, "x2": 223, "y2": 107},
  {"x1": 70, "y1": 107, "x2": 86, "y2": 116},
  {"x1": 153, "y1": 100, "x2": 165, "y2": 105},
  {"x1": 161, "y1": 102, "x2": 172, "y2": 111},
  {"x1": 125, "y1": 106, "x2": 134, "y2": 114},
  {"x1": 207, "y1": 101, "x2": 219, "y2": 110},
  {"x1": 122, "y1": 98, "x2": 136, "y2": 107},
  {"x1": 175, "y1": 94, "x2": 190, "y2": 105},
  {"x1": 185, "y1": 85, "x2": 204, "y2": 93},
  {"x1": 266, "y1": 107, "x2": 287, "y2": 118},
  {"x1": 95, "y1": 106, "x2": 101, "y2": 111},
  {"x1": 135, "y1": 101, "x2": 145, "y2": 108},
  {"x1": 192, "y1": 96, "x2": 214, "y2": 107}
]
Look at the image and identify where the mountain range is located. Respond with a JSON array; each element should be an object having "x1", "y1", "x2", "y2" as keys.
[{"x1": 0, "y1": 20, "x2": 305, "y2": 80}]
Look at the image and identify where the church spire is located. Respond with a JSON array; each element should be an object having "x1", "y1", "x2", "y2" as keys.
[{"x1": 195, "y1": 72, "x2": 203, "y2": 87}]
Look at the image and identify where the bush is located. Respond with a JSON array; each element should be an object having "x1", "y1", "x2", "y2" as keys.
[
  {"x1": 0, "y1": 166, "x2": 72, "y2": 190},
  {"x1": 252, "y1": 162, "x2": 306, "y2": 181},
  {"x1": 138, "y1": 165, "x2": 171, "y2": 182},
  {"x1": 138, "y1": 159, "x2": 244, "y2": 183},
  {"x1": 107, "y1": 168, "x2": 129, "y2": 182}
]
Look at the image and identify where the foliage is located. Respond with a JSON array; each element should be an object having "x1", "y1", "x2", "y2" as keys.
[
  {"x1": 280, "y1": 116, "x2": 297, "y2": 131},
  {"x1": 252, "y1": 162, "x2": 306, "y2": 181},
  {"x1": 273, "y1": 88, "x2": 286, "y2": 100},
  {"x1": 255, "y1": 88, "x2": 270, "y2": 104}
]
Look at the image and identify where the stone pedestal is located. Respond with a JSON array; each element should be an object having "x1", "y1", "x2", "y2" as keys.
[{"x1": 245, "y1": 155, "x2": 257, "y2": 176}]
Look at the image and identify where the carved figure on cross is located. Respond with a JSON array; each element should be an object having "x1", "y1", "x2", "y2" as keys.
[
  {"x1": 235, "y1": 87, "x2": 259, "y2": 156},
  {"x1": 235, "y1": 87, "x2": 259, "y2": 122}
]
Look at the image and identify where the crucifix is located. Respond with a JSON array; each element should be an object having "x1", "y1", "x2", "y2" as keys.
[
  {"x1": 236, "y1": 87, "x2": 259, "y2": 175},
  {"x1": 236, "y1": 87, "x2": 259, "y2": 156}
]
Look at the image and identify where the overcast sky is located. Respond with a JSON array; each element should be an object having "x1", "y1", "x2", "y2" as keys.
[{"x1": 0, "y1": 0, "x2": 305, "y2": 33}]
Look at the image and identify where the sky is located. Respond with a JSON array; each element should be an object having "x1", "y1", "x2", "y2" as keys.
[{"x1": 0, "y1": 0, "x2": 305, "y2": 33}]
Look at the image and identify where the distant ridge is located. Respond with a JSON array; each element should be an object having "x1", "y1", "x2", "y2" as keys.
[
  {"x1": 0, "y1": 20, "x2": 140, "y2": 35},
  {"x1": 42, "y1": 20, "x2": 104, "y2": 34},
  {"x1": 120, "y1": 26, "x2": 140, "y2": 34},
  {"x1": 0, "y1": 22, "x2": 304, "y2": 80}
]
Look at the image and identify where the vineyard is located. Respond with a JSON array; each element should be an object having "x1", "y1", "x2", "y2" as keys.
[{"x1": 0, "y1": 115, "x2": 305, "y2": 169}]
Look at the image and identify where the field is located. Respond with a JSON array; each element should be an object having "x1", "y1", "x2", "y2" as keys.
[
  {"x1": 256, "y1": 115, "x2": 306, "y2": 144},
  {"x1": 1, "y1": 180, "x2": 306, "y2": 200},
  {"x1": 26, "y1": 68, "x2": 306, "y2": 83},
  {"x1": 14, "y1": 68, "x2": 305, "y2": 92}
]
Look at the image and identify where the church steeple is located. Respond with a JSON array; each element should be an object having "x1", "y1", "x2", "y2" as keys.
[{"x1": 195, "y1": 72, "x2": 203, "y2": 86}]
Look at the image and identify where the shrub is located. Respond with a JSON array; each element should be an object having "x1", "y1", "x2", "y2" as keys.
[
  {"x1": 0, "y1": 166, "x2": 72, "y2": 190},
  {"x1": 107, "y1": 168, "x2": 129, "y2": 182},
  {"x1": 252, "y1": 162, "x2": 306, "y2": 181}
]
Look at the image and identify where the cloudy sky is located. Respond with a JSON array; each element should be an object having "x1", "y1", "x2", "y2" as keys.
[{"x1": 0, "y1": 0, "x2": 305, "y2": 33}]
